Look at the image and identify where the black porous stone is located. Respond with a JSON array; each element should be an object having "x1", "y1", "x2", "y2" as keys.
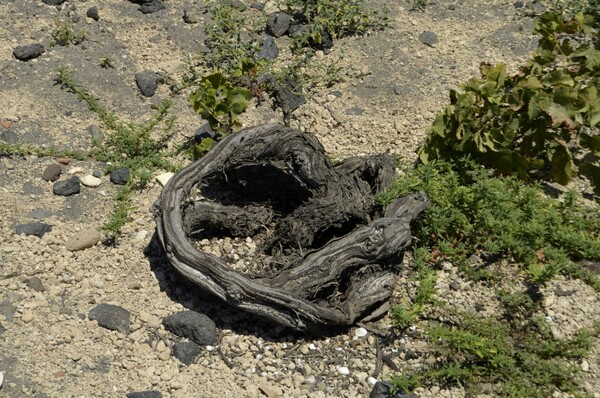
[
  {"x1": 15, "y1": 222, "x2": 52, "y2": 238},
  {"x1": 13, "y1": 44, "x2": 45, "y2": 61},
  {"x1": 135, "y1": 70, "x2": 158, "y2": 97},
  {"x1": 274, "y1": 79, "x2": 305, "y2": 115},
  {"x1": 86, "y1": 6, "x2": 100, "y2": 21},
  {"x1": 266, "y1": 12, "x2": 291, "y2": 38},
  {"x1": 42, "y1": 0, "x2": 66, "y2": 5},
  {"x1": 172, "y1": 340, "x2": 201, "y2": 365},
  {"x1": 42, "y1": 164, "x2": 62, "y2": 182},
  {"x1": 110, "y1": 167, "x2": 130, "y2": 185},
  {"x1": 370, "y1": 381, "x2": 419, "y2": 398},
  {"x1": 163, "y1": 311, "x2": 217, "y2": 345},
  {"x1": 89, "y1": 303, "x2": 131, "y2": 334},
  {"x1": 194, "y1": 123, "x2": 214, "y2": 144},
  {"x1": 126, "y1": 392, "x2": 163, "y2": 398},
  {"x1": 250, "y1": 2, "x2": 264, "y2": 10},
  {"x1": 309, "y1": 30, "x2": 333, "y2": 51},
  {"x1": 257, "y1": 35, "x2": 279, "y2": 59},
  {"x1": 140, "y1": 0, "x2": 165, "y2": 14},
  {"x1": 52, "y1": 176, "x2": 81, "y2": 196}
]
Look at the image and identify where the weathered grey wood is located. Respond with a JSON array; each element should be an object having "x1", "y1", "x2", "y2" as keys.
[{"x1": 152, "y1": 124, "x2": 429, "y2": 331}]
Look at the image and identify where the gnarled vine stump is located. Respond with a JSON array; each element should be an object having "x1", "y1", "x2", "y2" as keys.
[{"x1": 152, "y1": 124, "x2": 429, "y2": 331}]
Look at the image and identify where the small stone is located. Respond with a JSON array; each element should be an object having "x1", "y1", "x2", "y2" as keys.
[
  {"x1": 194, "y1": 122, "x2": 214, "y2": 143},
  {"x1": 0, "y1": 130, "x2": 19, "y2": 144},
  {"x1": 87, "y1": 125, "x2": 103, "y2": 143},
  {"x1": 0, "y1": 321, "x2": 5, "y2": 334},
  {"x1": 367, "y1": 377, "x2": 378, "y2": 386},
  {"x1": 337, "y1": 366, "x2": 350, "y2": 376},
  {"x1": 250, "y1": 2, "x2": 264, "y2": 10},
  {"x1": 370, "y1": 381, "x2": 418, "y2": 398},
  {"x1": 135, "y1": 70, "x2": 158, "y2": 97},
  {"x1": 65, "y1": 227, "x2": 101, "y2": 251},
  {"x1": 52, "y1": 176, "x2": 80, "y2": 196},
  {"x1": 266, "y1": 12, "x2": 291, "y2": 38},
  {"x1": 110, "y1": 168, "x2": 130, "y2": 185},
  {"x1": 13, "y1": 44, "x2": 45, "y2": 61},
  {"x1": 514, "y1": 0, "x2": 525, "y2": 8},
  {"x1": 15, "y1": 222, "x2": 52, "y2": 238},
  {"x1": 163, "y1": 311, "x2": 217, "y2": 345},
  {"x1": 42, "y1": 0, "x2": 66, "y2": 4},
  {"x1": 21, "y1": 310, "x2": 33, "y2": 323},
  {"x1": 56, "y1": 158, "x2": 72, "y2": 165},
  {"x1": 182, "y1": 9, "x2": 199, "y2": 24},
  {"x1": 172, "y1": 341, "x2": 201, "y2": 365},
  {"x1": 86, "y1": 6, "x2": 100, "y2": 21},
  {"x1": 126, "y1": 392, "x2": 162, "y2": 398},
  {"x1": 448, "y1": 4, "x2": 456, "y2": 10},
  {"x1": 139, "y1": 0, "x2": 165, "y2": 14},
  {"x1": 156, "y1": 173, "x2": 174, "y2": 187},
  {"x1": 581, "y1": 359, "x2": 590, "y2": 372},
  {"x1": 449, "y1": 281, "x2": 461, "y2": 291},
  {"x1": 26, "y1": 277, "x2": 45, "y2": 292},
  {"x1": 257, "y1": 35, "x2": 279, "y2": 59},
  {"x1": 80, "y1": 175, "x2": 102, "y2": 188},
  {"x1": 89, "y1": 303, "x2": 131, "y2": 334},
  {"x1": 0, "y1": 300, "x2": 16, "y2": 321},
  {"x1": 354, "y1": 327, "x2": 368, "y2": 338},
  {"x1": 42, "y1": 164, "x2": 62, "y2": 182},
  {"x1": 259, "y1": 383, "x2": 282, "y2": 398},
  {"x1": 418, "y1": 31, "x2": 438, "y2": 47}
]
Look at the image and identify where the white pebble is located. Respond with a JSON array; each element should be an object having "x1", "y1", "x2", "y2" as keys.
[
  {"x1": 0, "y1": 371, "x2": 4, "y2": 388},
  {"x1": 205, "y1": 345, "x2": 214, "y2": 352},
  {"x1": 367, "y1": 376, "x2": 378, "y2": 386},
  {"x1": 337, "y1": 366, "x2": 350, "y2": 376},
  {"x1": 354, "y1": 327, "x2": 368, "y2": 338},
  {"x1": 80, "y1": 175, "x2": 102, "y2": 187},
  {"x1": 545, "y1": 316, "x2": 554, "y2": 324},
  {"x1": 308, "y1": 343, "x2": 317, "y2": 350},
  {"x1": 305, "y1": 375, "x2": 316, "y2": 384},
  {"x1": 156, "y1": 172, "x2": 175, "y2": 187},
  {"x1": 68, "y1": 166, "x2": 83, "y2": 175},
  {"x1": 581, "y1": 359, "x2": 590, "y2": 372}
]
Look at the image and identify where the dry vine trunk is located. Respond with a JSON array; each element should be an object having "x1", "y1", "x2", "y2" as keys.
[{"x1": 152, "y1": 124, "x2": 429, "y2": 331}]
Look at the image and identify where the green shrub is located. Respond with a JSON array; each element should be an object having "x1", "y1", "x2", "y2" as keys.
[{"x1": 418, "y1": 10, "x2": 600, "y2": 193}]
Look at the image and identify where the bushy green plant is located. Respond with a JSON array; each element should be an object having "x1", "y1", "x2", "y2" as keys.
[
  {"x1": 418, "y1": 10, "x2": 600, "y2": 193},
  {"x1": 380, "y1": 159, "x2": 600, "y2": 288},
  {"x1": 55, "y1": 67, "x2": 178, "y2": 238},
  {"x1": 50, "y1": 16, "x2": 85, "y2": 46},
  {"x1": 284, "y1": 0, "x2": 389, "y2": 48}
]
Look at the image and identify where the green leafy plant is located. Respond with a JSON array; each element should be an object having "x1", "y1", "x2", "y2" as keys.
[
  {"x1": 99, "y1": 57, "x2": 115, "y2": 69},
  {"x1": 50, "y1": 15, "x2": 85, "y2": 46},
  {"x1": 55, "y1": 67, "x2": 178, "y2": 239},
  {"x1": 418, "y1": 10, "x2": 600, "y2": 193},
  {"x1": 189, "y1": 71, "x2": 252, "y2": 143},
  {"x1": 383, "y1": 159, "x2": 600, "y2": 396},
  {"x1": 284, "y1": 0, "x2": 389, "y2": 49},
  {"x1": 410, "y1": 0, "x2": 428, "y2": 11}
]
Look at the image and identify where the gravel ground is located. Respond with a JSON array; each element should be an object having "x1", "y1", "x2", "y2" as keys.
[{"x1": 1, "y1": 0, "x2": 599, "y2": 397}]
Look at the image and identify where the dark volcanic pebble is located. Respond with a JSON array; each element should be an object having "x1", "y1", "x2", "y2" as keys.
[
  {"x1": 15, "y1": 222, "x2": 52, "y2": 238},
  {"x1": 140, "y1": 0, "x2": 165, "y2": 14},
  {"x1": 257, "y1": 35, "x2": 279, "y2": 59},
  {"x1": 42, "y1": 164, "x2": 62, "y2": 182},
  {"x1": 370, "y1": 381, "x2": 419, "y2": 398},
  {"x1": 52, "y1": 176, "x2": 81, "y2": 196},
  {"x1": 0, "y1": 130, "x2": 19, "y2": 144},
  {"x1": 0, "y1": 300, "x2": 16, "y2": 321},
  {"x1": 26, "y1": 276, "x2": 45, "y2": 292},
  {"x1": 172, "y1": 340, "x2": 202, "y2": 365},
  {"x1": 135, "y1": 70, "x2": 158, "y2": 97},
  {"x1": 163, "y1": 311, "x2": 217, "y2": 345},
  {"x1": 89, "y1": 303, "x2": 131, "y2": 334},
  {"x1": 126, "y1": 392, "x2": 162, "y2": 398},
  {"x1": 86, "y1": 6, "x2": 100, "y2": 21},
  {"x1": 0, "y1": 321, "x2": 5, "y2": 334},
  {"x1": 419, "y1": 31, "x2": 438, "y2": 47},
  {"x1": 13, "y1": 44, "x2": 45, "y2": 61},
  {"x1": 42, "y1": 0, "x2": 66, "y2": 5},
  {"x1": 110, "y1": 167, "x2": 130, "y2": 185},
  {"x1": 266, "y1": 12, "x2": 291, "y2": 38}
]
